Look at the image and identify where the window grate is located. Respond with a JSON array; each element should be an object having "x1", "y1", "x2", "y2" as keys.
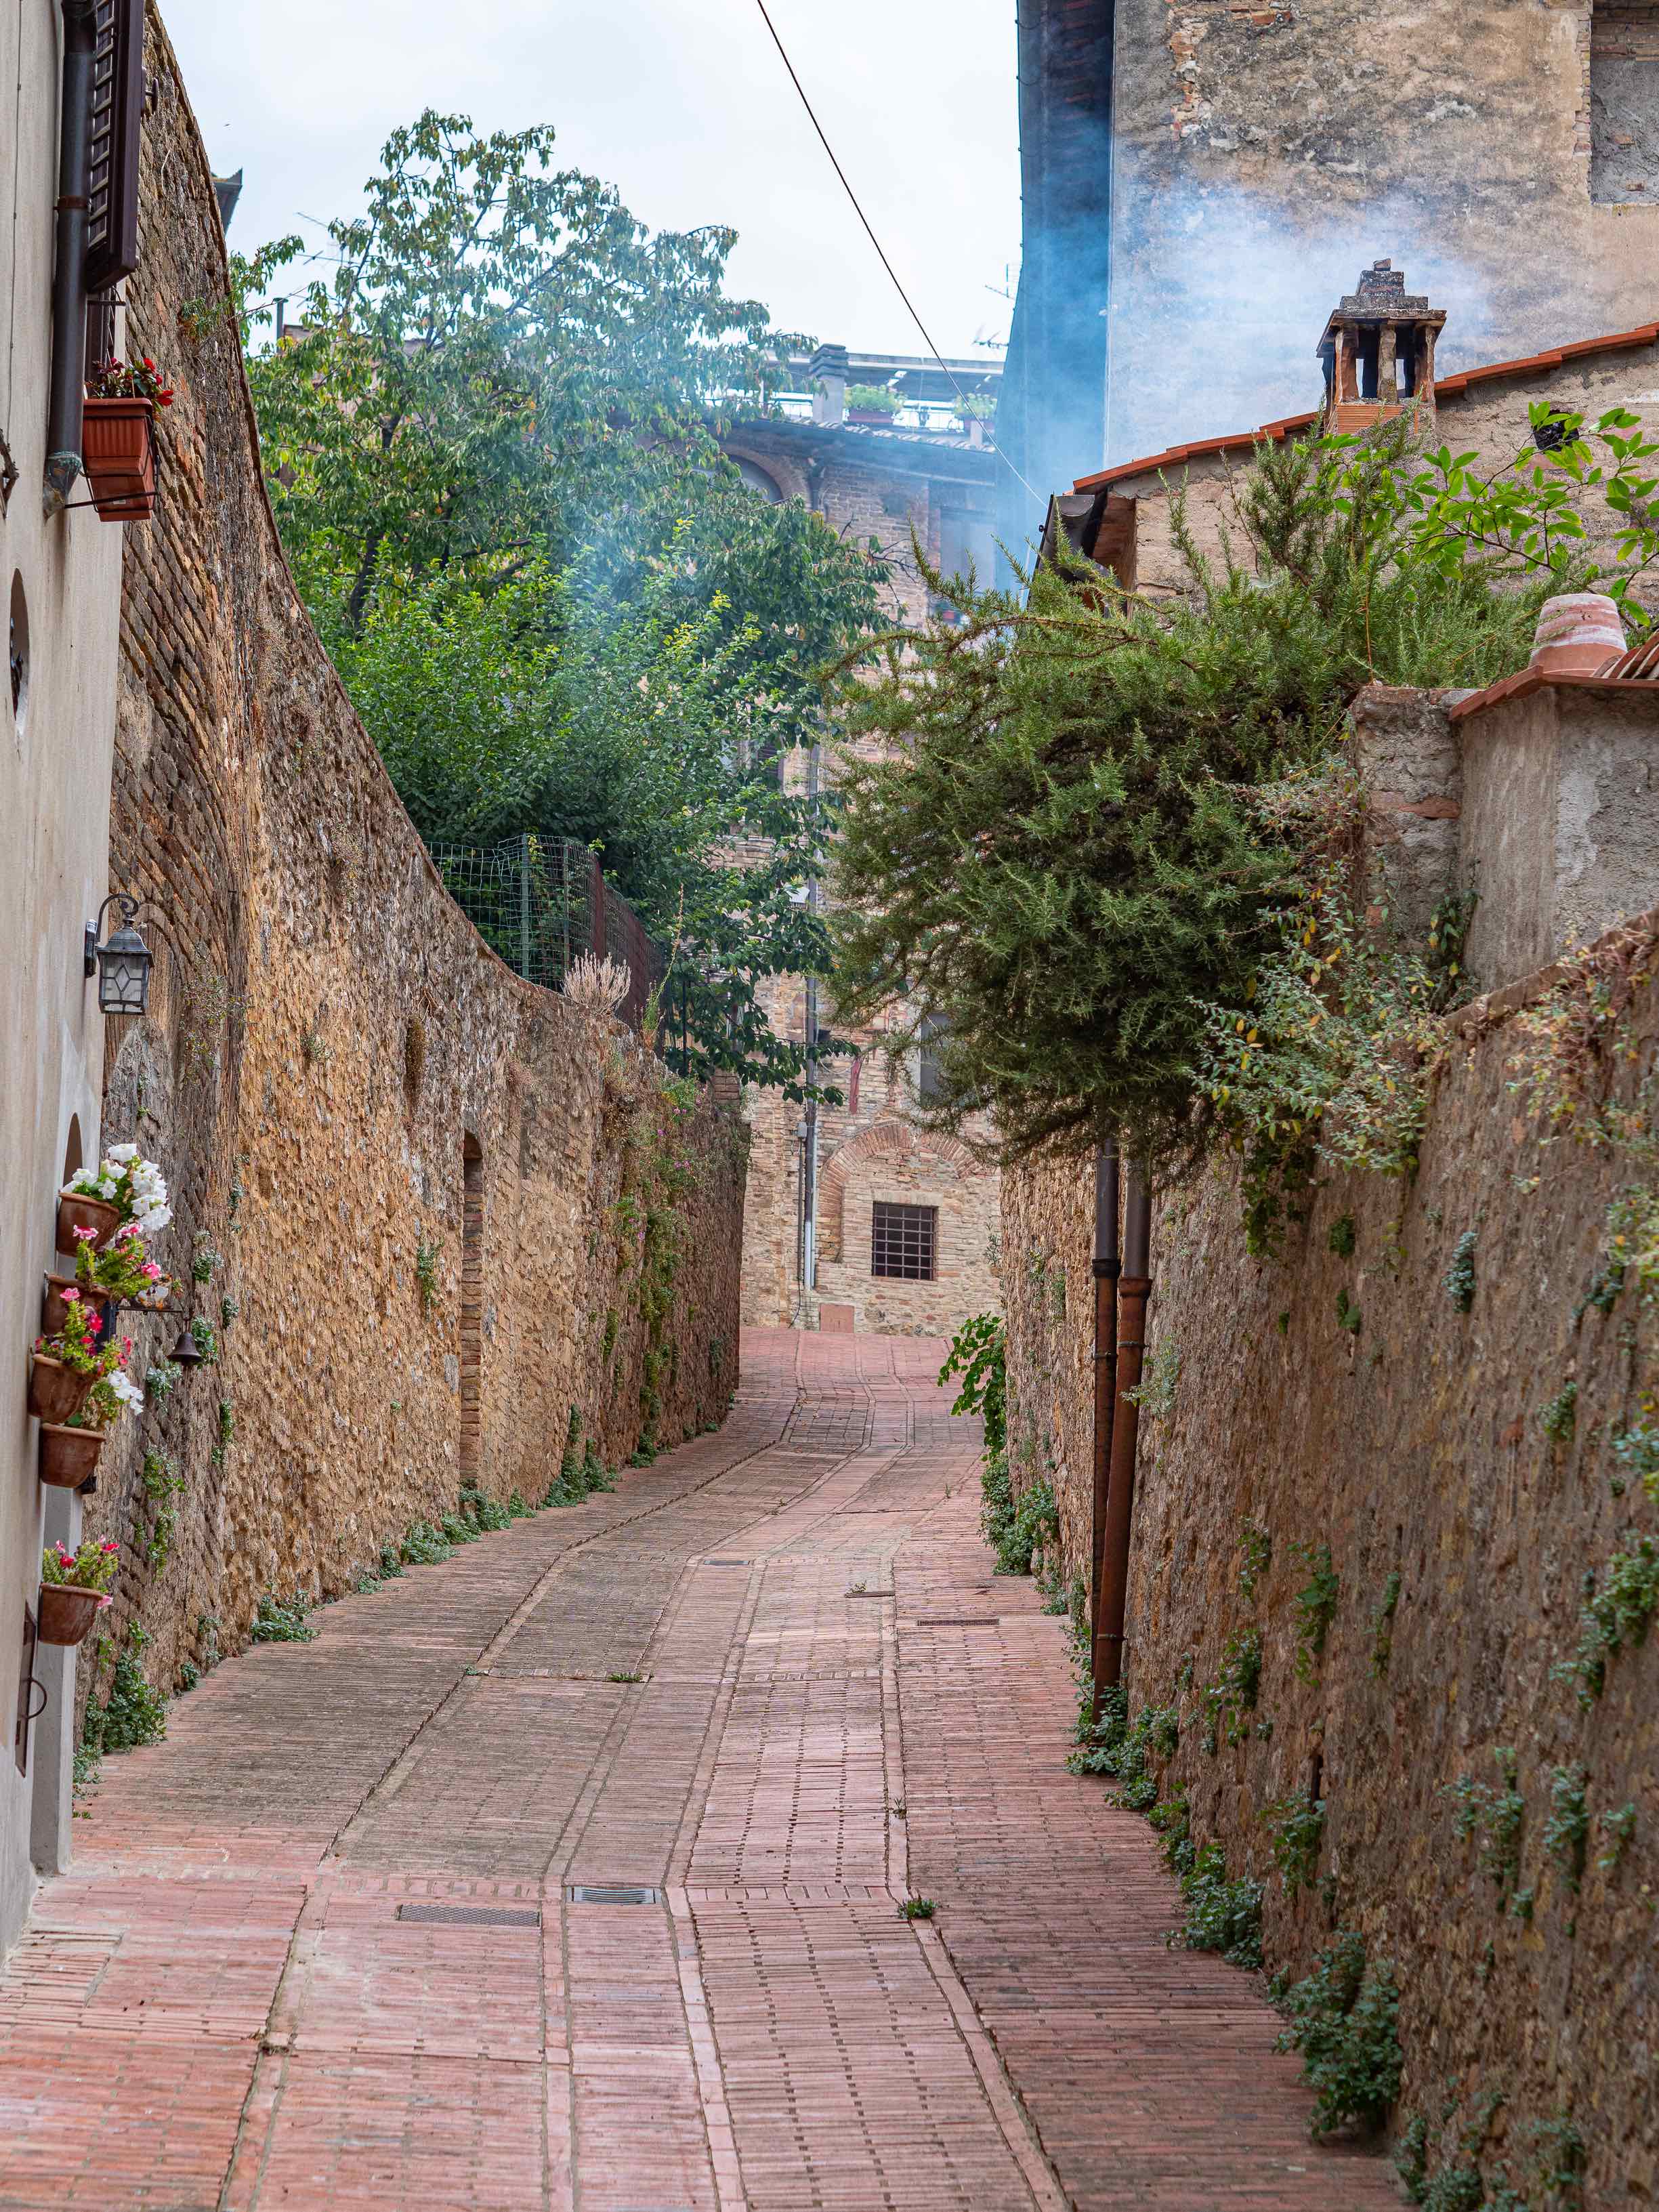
[{"x1": 871, "y1": 1201, "x2": 937, "y2": 1281}]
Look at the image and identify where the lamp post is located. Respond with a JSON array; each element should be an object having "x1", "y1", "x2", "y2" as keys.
[{"x1": 83, "y1": 893, "x2": 152, "y2": 1016}]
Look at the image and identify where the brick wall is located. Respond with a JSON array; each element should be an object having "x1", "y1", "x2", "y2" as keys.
[
  {"x1": 79, "y1": 16, "x2": 747, "y2": 1687},
  {"x1": 1001, "y1": 923, "x2": 1659, "y2": 2194}
]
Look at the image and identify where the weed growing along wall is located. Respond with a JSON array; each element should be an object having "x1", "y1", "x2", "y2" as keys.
[
  {"x1": 1002, "y1": 919, "x2": 1659, "y2": 2203},
  {"x1": 77, "y1": 16, "x2": 746, "y2": 1698}
]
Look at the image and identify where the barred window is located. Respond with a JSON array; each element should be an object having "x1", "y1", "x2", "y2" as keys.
[{"x1": 872, "y1": 1201, "x2": 936, "y2": 1281}]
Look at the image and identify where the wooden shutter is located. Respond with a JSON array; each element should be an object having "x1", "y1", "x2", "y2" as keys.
[{"x1": 83, "y1": 0, "x2": 146, "y2": 295}]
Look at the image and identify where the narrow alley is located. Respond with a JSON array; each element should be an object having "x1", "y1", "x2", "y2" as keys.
[{"x1": 0, "y1": 1330, "x2": 1398, "y2": 2211}]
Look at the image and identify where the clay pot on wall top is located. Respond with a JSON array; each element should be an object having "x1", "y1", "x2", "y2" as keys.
[
  {"x1": 1530, "y1": 593, "x2": 1626, "y2": 677},
  {"x1": 27, "y1": 1356, "x2": 93, "y2": 1425},
  {"x1": 56, "y1": 1188, "x2": 123, "y2": 1251},
  {"x1": 81, "y1": 397, "x2": 156, "y2": 521},
  {"x1": 38, "y1": 1425, "x2": 106, "y2": 1490},
  {"x1": 35, "y1": 1585, "x2": 103, "y2": 1646}
]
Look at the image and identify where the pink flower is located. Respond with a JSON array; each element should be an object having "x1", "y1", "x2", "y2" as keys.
[
  {"x1": 96, "y1": 1594, "x2": 112, "y2": 1610},
  {"x1": 100, "y1": 1541, "x2": 119, "y2": 1553},
  {"x1": 62, "y1": 1287, "x2": 80, "y2": 1303},
  {"x1": 142, "y1": 1262, "x2": 161, "y2": 1280},
  {"x1": 72, "y1": 1226, "x2": 97, "y2": 1243}
]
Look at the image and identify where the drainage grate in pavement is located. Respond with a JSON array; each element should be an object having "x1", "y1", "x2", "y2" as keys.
[
  {"x1": 913, "y1": 1616, "x2": 1001, "y2": 1627},
  {"x1": 396, "y1": 1904, "x2": 541, "y2": 1928},
  {"x1": 566, "y1": 1883, "x2": 662, "y2": 1906},
  {"x1": 704, "y1": 1558, "x2": 750, "y2": 1566}
]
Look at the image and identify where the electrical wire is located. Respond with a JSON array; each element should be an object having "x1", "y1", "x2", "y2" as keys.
[{"x1": 749, "y1": 0, "x2": 1044, "y2": 506}]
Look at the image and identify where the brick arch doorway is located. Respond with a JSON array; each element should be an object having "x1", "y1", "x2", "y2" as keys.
[{"x1": 459, "y1": 1133, "x2": 484, "y2": 1486}]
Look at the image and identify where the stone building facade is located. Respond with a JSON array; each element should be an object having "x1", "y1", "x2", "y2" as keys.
[
  {"x1": 1050, "y1": 274, "x2": 1659, "y2": 603},
  {"x1": 0, "y1": 2, "x2": 129, "y2": 1955},
  {"x1": 721, "y1": 401, "x2": 1003, "y2": 1337},
  {"x1": 1005, "y1": 1, "x2": 1659, "y2": 499}
]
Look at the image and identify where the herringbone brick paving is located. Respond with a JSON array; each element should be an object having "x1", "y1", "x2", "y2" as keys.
[{"x1": 0, "y1": 1329, "x2": 1401, "y2": 2209}]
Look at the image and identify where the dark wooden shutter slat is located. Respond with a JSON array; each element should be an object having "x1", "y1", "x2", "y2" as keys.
[{"x1": 83, "y1": 0, "x2": 145, "y2": 295}]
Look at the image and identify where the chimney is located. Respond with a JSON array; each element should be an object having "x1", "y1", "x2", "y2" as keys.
[
  {"x1": 809, "y1": 342, "x2": 848, "y2": 427},
  {"x1": 1316, "y1": 260, "x2": 1447, "y2": 436}
]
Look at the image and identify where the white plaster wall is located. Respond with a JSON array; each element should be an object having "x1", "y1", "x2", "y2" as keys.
[{"x1": 0, "y1": 1, "x2": 126, "y2": 1953}]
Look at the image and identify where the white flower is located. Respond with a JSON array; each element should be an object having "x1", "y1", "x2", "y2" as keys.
[
  {"x1": 134, "y1": 1204, "x2": 172, "y2": 1234},
  {"x1": 108, "y1": 1371, "x2": 144, "y2": 1413},
  {"x1": 106, "y1": 1143, "x2": 139, "y2": 1164},
  {"x1": 66, "y1": 1168, "x2": 98, "y2": 1194},
  {"x1": 96, "y1": 1177, "x2": 117, "y2": 1199}
]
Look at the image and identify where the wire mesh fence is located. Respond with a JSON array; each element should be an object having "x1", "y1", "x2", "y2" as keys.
[{"x1": 429, "y1": 833, "x2": 671, "y2": 1041}]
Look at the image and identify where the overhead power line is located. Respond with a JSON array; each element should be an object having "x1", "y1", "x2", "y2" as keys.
[{"x1": 749, "y1": 0, "x2": 1043, "y2": 505}]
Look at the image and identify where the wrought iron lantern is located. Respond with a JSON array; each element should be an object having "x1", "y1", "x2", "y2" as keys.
[{"x1": 84, "y1": 893, "x2": 152, "y2": 1016}]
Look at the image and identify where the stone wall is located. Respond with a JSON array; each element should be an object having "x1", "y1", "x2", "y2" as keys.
[
  {"x1": 1000, "y1": 922, "x2": 1659, "y2": 2196},
  {"x1": 77, "y1": 15, "x2": 745, "y2": 1694}
]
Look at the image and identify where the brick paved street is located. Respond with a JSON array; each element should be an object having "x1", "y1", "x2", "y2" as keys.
[{"x1": 0, "y1": 1331, "x2": 1400, "y2": 2209}]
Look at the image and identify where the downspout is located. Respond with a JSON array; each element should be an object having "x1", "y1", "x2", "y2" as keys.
[
  {"x1": 794, "y1": 456, "x2": 828, "y2": 1324},
  {"x1": 44, "y1": 0, "x2": 99, "y2": 517},
  {"x1": 1087, "y1": 1140, "x2": 1120, "y2": 1721},
  {"x1": 799, "y1": 736, "x2": 822, "y2": 1314},
  {"x1": 1095, "y1": 1159, "x2": 1152, "y2": 1693}
]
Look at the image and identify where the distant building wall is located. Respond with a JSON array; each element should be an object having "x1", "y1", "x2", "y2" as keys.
[
  {"x1": 721, "y1": 420, "x2": 1004, "y2": 1340},
  {"x1": 0, "y1": 3, "x2": 127, "y2": 1954},
  {"x1": 1012, "y1": 2, "x2": 1659, "y2": 486},
  {"x1": 740, "y1": 971, "x2": 1001, "y2": 1338}
]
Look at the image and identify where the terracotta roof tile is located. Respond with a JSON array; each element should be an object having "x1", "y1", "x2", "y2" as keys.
[{"x1": 1072, "y1": 322, "x2": 1659, "y2": 494}]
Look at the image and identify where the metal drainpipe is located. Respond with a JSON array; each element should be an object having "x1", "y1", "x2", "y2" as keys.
[
  {"x1": 44, "y1": 0, "x2": 99, "y2": 516},
  {"x1": 1087, "y1": 1140, "x2": 1120, "y2": 1722},
  {"x1": 1095, "y1": 1159, "x2": 1152, "y2": 1693},
  {"x1": 799, "y1": 736, "x2": 822, "y2": 1316}
]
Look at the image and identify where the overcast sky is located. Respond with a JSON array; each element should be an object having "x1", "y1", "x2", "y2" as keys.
[{"x1": 158, "y1": 0, "x2": 1021, "y2": 365}]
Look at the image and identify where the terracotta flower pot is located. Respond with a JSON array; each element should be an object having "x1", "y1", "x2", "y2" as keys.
[
  {"x1": 28, "y1": 1355, "x2": 93, "y2": 1425},
  {"x1": 1530, "y1": 592, "x2": 1627, "y2": 677},
  {"x1": 39, "y1": 1424, "x2": 106, "y2": 1488},
  {"x1": 36, "y1": 1584, "x2": 104, "y2": 1646},
  {"x1": 57, "y1": 1188, "x2": 123, "y2": 1253},
  {"x1": 81, "y1": 396, "x2": 156, "y2": 520},
  {"x1": 41, "y1": 1276, "x2": 112, "y2": 1338}
]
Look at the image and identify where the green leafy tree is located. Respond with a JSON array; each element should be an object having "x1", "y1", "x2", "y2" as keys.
[
  {"x1": 247, "y1": 110, "x2": 778, "y2": 636},
  {"x1": 243, "y1": 112, "x2": 889, "y2": 1098},
  {"x1": 829, "y1": 413, "x2": 1644, "y2": 1174}
]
